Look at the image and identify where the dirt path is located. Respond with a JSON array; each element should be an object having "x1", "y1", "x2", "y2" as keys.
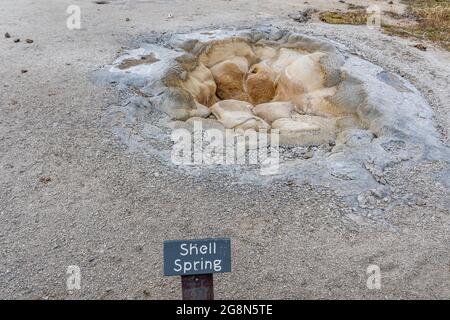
[{"x1": 0, "y1": 0, "x2": 449, "y2": 299}]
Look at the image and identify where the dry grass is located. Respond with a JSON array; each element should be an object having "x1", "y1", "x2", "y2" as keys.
[
  {"x1": 318, "y1": 1, "x2": 449, "y2": 50},
  {"x1": 319, "y1": 10, "x2": 368, "y2": 25},
  {"x1": 319, "y1": 1, "x2": 449, "y2": 50},
  {"x1": 384, "y1": 0, "x2": 450, "y2": 50}
]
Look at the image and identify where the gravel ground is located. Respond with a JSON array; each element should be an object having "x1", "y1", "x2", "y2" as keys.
[{"x1": 0, "y1": 0, "x2": 449, "y2": 299}]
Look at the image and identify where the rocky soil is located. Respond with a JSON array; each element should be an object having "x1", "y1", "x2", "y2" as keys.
[{"x1": 0, "y1": 0, "x2": 449, "y2": 299}]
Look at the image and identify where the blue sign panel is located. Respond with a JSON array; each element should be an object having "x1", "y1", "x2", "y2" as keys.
[{"x1": 164, "y1": 238, "x2": 231, "y2": 276}]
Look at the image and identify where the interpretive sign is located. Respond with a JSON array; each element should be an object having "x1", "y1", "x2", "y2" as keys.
[{"x1": 163, "y1": 238, "x2": 231, "y2": 276}]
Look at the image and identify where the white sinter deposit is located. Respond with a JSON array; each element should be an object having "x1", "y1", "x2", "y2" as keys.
[{"x1": 95, "y1": 27, "x2": 449, "y2": 206}]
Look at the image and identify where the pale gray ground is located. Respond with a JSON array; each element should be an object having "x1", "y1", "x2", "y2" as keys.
[{"x1": 0, "y1": 0, "x2": 449, "y2": 299}]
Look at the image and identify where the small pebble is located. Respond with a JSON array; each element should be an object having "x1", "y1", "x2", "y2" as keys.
[
  {"x1": 5, "y1": 32, "x2": 11, "y2": 38},
  {"x1": 413, "y1": 43, "x2": 427, "y2": 51},
  {"x1": 39, "y1": 176, "x2": 51, "y2": 183}
]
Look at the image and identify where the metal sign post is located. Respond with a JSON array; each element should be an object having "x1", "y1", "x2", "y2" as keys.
[
  {"x1": 163, "y1": 238, "x2": 231, "y2": 300},
  {"x1": 181, "y1": 274, "x2": 214, "y2": 300}
]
